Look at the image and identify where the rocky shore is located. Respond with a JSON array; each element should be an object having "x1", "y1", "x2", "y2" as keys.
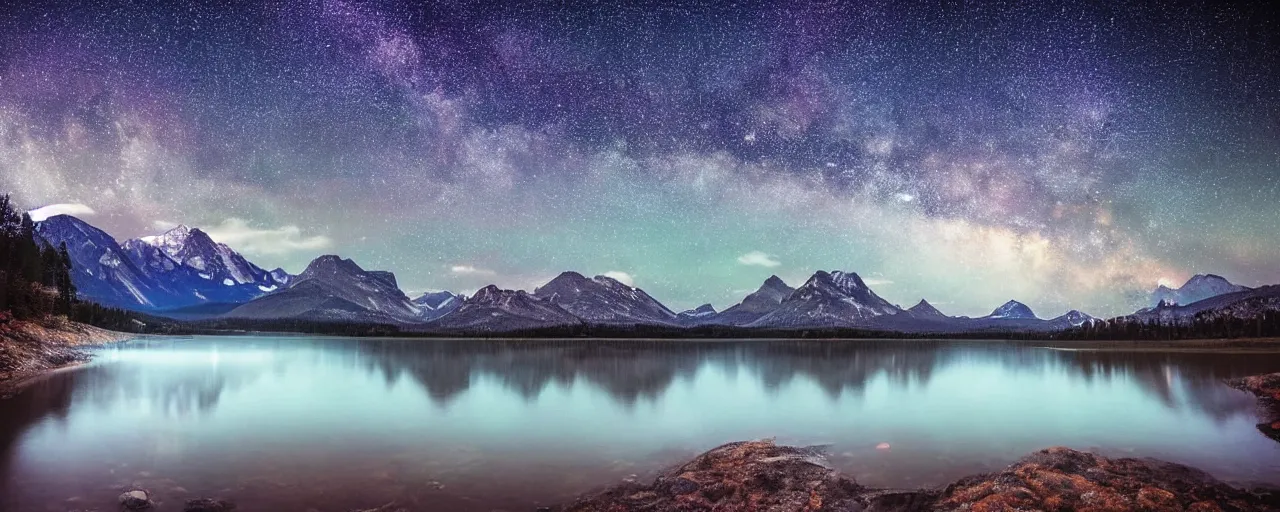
[
  {"x1": 1227, "y1": 372, "x2": 1280, "y2": 443},
  {"x1": 560, "y1": 440, "x2": 1280, "y2": 512},
  {"x1": 0, "y1": 314, "x2": 132, "y2": 397}
]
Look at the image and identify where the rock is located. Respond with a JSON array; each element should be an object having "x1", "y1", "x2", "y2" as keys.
[
  {"x1": 1227, "y1": 372, "x2": 1280, "y2": 444},
  {"x1": 559, "y1": 440, "x2": 1279, "y2": 512},
  {"x1": 1227, "y1": 372, "x2": 1280, "y2": 405},
  {"x1": 118, "y1": 489, "x2": 152, "y2": 510},
  {"x1": 563, "y1": 440, "x2": 890, "y2": 511},
  {"x1": 938, "y1": 447, "x2": 1280, "y2": 511},
  {"x1": 184, "y1": 497, "x2": 236, "y2": 512}
]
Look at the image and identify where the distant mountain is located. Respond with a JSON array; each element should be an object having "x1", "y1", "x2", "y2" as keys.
[
  {"x1": 269, "y1": 268, "x2": 294, "y2": 286},
  {"x1": 412, "y1": 291, "x2": 463, "y2": 321},
  {"x1": 986, "y1": 300, "x2": 1037, "y2": 320},
  {"x1": 34, "y1": 217, "x2": 1262, "y2": 335},
  {"x1": 133, "y1": 225, "x2": 280, "y2": 291},
  {"x1": 677, "y1": 304, "x2": 717, "y2": 323},
  {"x1": 35, "y1": 215, "x2": 173, "y2": 309},
  {"x1": 429, "y1": 285, "x2": 581, "y2": 331},
  {"x1": 711, "y1": 275, "x2": 795, "y2": 326},
  {"x1": 32, "y1": 215, "x2": 298, "y2": 312},
  {"x1": 532, "y1": 271, "x2": 678, "y2": 325},
  {"x1": 751, "y1": 271, "x2": 901, "y2": 328},
  {"x1": 119, "y1": 237, "x2": 270, "y2": 307},
  {"x1": 1190, "y1": 286, "x2": 1280, "y2": 323},
  {"x1": 226, "y1": 255, "x2": 420, "y2": 323},
  {"x1": 1048, "y1": 310, "x2": 1095, "y2": 328},
  {"x1": 907, "y1": 299, "x2": 945, "y2": 318},
  {"x1": 1151, "y1": 274, "x2": 1249, "y2": 307},
  {"x1": 1131, "y1": 285, "x2": 1280, "y2": 324}
]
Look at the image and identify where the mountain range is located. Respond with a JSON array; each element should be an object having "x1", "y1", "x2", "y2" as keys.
[
  {"x1": 35, "y1": 216, "x2": 290, "y2": 311},
  {"x1": 32, "y1": 214, "x2": 1280, "y2": 334}
]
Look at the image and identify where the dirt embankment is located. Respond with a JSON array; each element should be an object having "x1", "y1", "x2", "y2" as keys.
[{"x1": 0, "y1": 314, "x2": 132, "y2": 397}]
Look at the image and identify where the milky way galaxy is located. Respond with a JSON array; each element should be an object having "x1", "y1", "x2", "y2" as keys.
[{"x1": 2, "y1": 0, "x2": 1278, "y2": 317}]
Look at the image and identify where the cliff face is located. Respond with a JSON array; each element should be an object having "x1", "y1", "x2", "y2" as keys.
[
  {"x1": 0, "y1": 315, "x2": 131, "y2": 396},
  {"x1": 561, "y1": 440, "x2": 1280, "y2": 512}
]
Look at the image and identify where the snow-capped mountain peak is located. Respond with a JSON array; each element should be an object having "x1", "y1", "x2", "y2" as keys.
[
  {"x1": 412, "y1": 290, "x2": 462, "y2": 321},
  {"x1": 750, "y1": 270, "x2": 901, "y2": 327},
  {"x1": 987, "y1": 300, "x2": 1037, "y2": 320},
  {"x1": 413, "y1": 290, "x2": 459, "y2": 310},
  {"x1": 132, "y1": 225, "x2": 278, "y2": 288},
  {"x1": 679, "y1": 304, "x2": 717, "y2": 317},
  {"x1": 269, "y1": 268, "x2": 293, "y2": 286},
  {"x1": 1151, "y1": 274, "x2": 1249, "y2": 307},
  {"x1": 138, "y1": 224, "x2": 193, "y2": 258},
  {"x1": 1052, "y1": 309, "x2": 1095, "y2": 327}
]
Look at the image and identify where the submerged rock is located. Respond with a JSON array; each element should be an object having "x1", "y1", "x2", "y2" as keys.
[
  {"x1": 118, "y1": 489, "x2": 153, "y2": 510},
  {"x1": 560, "y1": 440, "x2": 1278, "y2": 512}
]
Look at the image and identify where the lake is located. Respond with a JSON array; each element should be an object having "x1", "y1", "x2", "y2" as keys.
[{"x1": 2, "y1": 336, "x2": 1279, "y2": 511}]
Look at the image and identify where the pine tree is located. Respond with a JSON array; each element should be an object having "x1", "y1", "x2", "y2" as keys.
[{"x1": 56, "y1": 242, "x2": 76, "y2": 315}]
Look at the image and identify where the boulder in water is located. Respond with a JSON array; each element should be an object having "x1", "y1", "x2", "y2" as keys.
[{"x1": 118, "y1": 489, "x2": 152, "y2": 510}]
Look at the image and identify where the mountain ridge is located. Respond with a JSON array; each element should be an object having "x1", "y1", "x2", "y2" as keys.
[{"x1": 29, "y1": 215, "x2": 1279, "y2": 335}]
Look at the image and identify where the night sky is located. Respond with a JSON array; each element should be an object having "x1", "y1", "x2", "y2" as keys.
[{"x1": 2, "y1": 0, "x2": 1278, "y2": 317}]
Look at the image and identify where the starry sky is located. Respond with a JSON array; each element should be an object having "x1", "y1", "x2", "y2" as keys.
[{"x1": 2, "y1": 0, "x2": 1278, "y2": 317}]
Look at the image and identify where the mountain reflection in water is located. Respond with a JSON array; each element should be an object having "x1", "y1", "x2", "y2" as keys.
[{"x1": 1, "y1": 337, "x2": 1278, "y2": 512}]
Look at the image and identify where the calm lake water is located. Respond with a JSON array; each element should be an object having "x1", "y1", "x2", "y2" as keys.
[{"x1": 3, "y1": 336, "x2": 1280, "y2": 511}]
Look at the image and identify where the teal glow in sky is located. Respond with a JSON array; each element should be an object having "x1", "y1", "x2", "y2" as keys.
[{"x1": 2, "y1": 0, "x2": 1278, "y2": 317}]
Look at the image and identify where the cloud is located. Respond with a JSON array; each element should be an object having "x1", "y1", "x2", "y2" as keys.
[
  {"x1": 737, "y1": 251, "x2": 781, "y2": 268},
  {"x1": 150, "y1": 220, "x2": 179, "y2": 231},
  {"x1": 450, "y1": 264, "x2": 497, "y2": 276},
  {"x1": 603, "y1": 271, "x2": 635, "y2": 286},
  {"x1": 203, "y1": 218, "x2": 332, "y2": 256},
  {"x1": 26, "y1": 203, "x2": 95, "y2": 222},
  {"x1": 863, "y1": 278, "x2": 894, "y2": 286}
]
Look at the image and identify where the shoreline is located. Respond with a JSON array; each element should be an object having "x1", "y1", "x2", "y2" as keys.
[
  {"x1": 0, "y1": 316, "x2": 134, "y2": 398},
  {"x1": 1028, "y1": 338, "x2": 1280, "y2": 352}
]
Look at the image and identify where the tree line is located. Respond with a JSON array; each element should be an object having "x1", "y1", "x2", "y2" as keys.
[
  {"x1": 1055, "y1": 310, "x2": 1280, "y2": 340},
  {"x1": 0, "y1": 194, "x2": 76, "y2": 320}
]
